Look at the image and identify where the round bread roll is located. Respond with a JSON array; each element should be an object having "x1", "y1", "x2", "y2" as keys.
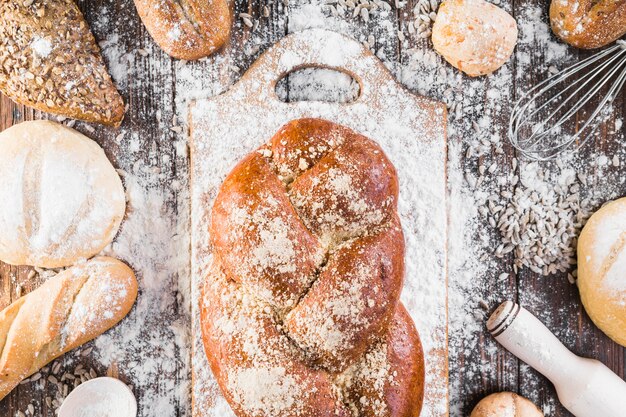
[
  {"x1": 578, "y1": 197, "x2": 626, "y2": 347},
  {"x1": 432, "y1": 0, "x2": 518, "y2": 77},
  {"x1": 471, "y1": 392, "x2": 544, "y2": 417},
  {"x1": 550, "y1": 0, "x2": 626, "y2": 49},
  {"x1": 0, "y1": 121, "x2": 125, "y2": 268}
]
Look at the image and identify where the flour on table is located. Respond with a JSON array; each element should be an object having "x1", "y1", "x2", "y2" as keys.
[{"x1": 13, "y1": 0, "x2": 625, "y2": 416}]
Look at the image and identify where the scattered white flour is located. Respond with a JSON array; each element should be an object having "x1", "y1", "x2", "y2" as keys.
[
  {"x1": 604, "y1": 250, "x2": 626, "y2": 295},
  {"x1": 95, "y1": 170, "x2": 190, "y2": 417},
  {"x1": 10, "y1": 0, "x2": 625, "y2": 417},
  {"x1": 516, "y1": 5, "x2": 569, "y2": 67},
  {"x1": 168, "y1": 25, "x2": 182, "y2": 42},
  {"x1": 31, "y1": 37, "x2": 53, "y2": 58}
]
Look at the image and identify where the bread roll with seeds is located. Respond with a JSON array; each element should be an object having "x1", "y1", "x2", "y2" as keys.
[
  {"x1": 0, "y1": 0, "x2": 124, "y2": 126},
  {"x1": 0, "y1": 121, "x2": 126, "y2": 268},
  {"x1": 134, "y1": 0, "x2": 231, "y2": 60},
  {"x1": 471, "y1": 392, "x2": 544, "y2": 417},
  {"x1": 578, "y1": 197, "x2": 626, "y2": 347},
  {"x1": 432, "y1": 0, "x2": 518, "y2": 77},
  {"x1": 0, "y1": 257, "x2": 138, "y2": 401},
  {"x1": 550, "y1": 0, "x2": 626, "y2": 49}
]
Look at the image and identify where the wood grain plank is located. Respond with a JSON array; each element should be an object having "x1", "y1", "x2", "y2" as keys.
[{"x1": 0, "y1": 0, "x2": 624, "y2": 416}]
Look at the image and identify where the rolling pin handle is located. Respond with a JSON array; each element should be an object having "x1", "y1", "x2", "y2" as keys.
[{"x1": 488, "y1": 301, "x2": 626, "y2": 417}]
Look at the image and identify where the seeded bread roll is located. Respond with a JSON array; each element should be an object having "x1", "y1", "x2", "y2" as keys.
[
  {"x1": 0, "y1": 257, "x2": 138, "y2": 401},
  {"x1": 550, "y1": 0, "x2": 626, "y2": 49},
  {"x1": 0, "y1": 121, "x2": 126, "y2": 268},
  {"x1": 578, "y1": 197, "x2": 626, "y2": 347},
  {"x1": 0, "y1": 0, "x2": 124, "y2": 126},
  {"x1": 134, "y1": 0, "x2": 231, "y2": 60},
  {"x1": 471, "y1": 392, "x2": 544, "y2": 417}
]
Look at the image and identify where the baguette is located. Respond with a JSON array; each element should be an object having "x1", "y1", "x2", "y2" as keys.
[
  {"x1": 0, "y1": 0, "x2": 125, "y2": 126},
  {"x1": 0, "y1": 257, "x2": 138, "y2": 400},
  {"x1": 550, "y1": 0, "x2": 626, "y2": 49},
  {"x1": 134, "y1": 0, "x2": 231, "y2": 60}
]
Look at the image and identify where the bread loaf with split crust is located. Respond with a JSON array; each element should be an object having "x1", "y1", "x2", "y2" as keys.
[
  {"x1": 578, "y1": 197, "x2": 626, "y2": 347},
  {"x1": 134, "y1": 0, "x2": 232, "y2": 60},
  {"x1": 0, "y1": 257, "x2": 138, "y2": 401},
  {"x1": 0, "y1": 121, "x2": 126, "y2": 268}
]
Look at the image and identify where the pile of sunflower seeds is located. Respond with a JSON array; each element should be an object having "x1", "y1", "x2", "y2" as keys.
[
  {"x1": 322, "y1": 0, "x2": 439, "y2": 30},
  {"x1": 406, "y1": 0, "x2": 439, "y2": 39},
  {"x1": 481, "y1": 161, "x2": 591, "y2": 277},
  {"x1": 17, "y1": 352, "x2": 101, "y2": 416},
  {"x1": 324, "y1": 0, "x2": 392, "y2": 21}
]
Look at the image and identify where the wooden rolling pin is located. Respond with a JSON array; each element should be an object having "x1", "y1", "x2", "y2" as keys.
[{"x1": 488, "y1": 301, "x2": 626, "y2": 417}]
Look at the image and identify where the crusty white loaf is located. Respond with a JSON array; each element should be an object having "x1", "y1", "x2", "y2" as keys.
[
  {"x1": 0, "y1": 257, "x2": 138, "y2": 401},
  {"x1": 134, "y1": 0, "x2": 231, "y2": 60},
  {"x1": 578, "y1": 197, "x2": 626, "y2": 347},
  {"x1": 0, "y1": 121, "x2": 126, "y2": 268}
]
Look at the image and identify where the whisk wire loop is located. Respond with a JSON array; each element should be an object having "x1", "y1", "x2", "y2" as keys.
[{"x1": 509, "y1": 41, "x2": 626, "y2": 160}]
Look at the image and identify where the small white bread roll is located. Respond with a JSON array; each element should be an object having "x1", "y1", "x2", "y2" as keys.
[
  {"x1": 578, "y1": 197, "x2": 626, "y2": 347},
  {"x1": 432, "y1": 0, "x2": 518, "y2": 77},
  {"x1": 0, "y1": 121, "x2": 125, "y2": 268},
  {"x1": 471, "y1": 392, "x2": 544, "y2": 417}
]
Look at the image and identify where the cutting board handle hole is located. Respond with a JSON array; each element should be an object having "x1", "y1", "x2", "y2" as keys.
[{"x1": 275, "y1": 67, "x2": 361, "y2": 104}]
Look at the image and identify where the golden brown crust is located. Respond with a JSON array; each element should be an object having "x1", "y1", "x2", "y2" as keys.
[
  {"x1": 432, "y1": 0, "x2": 518, "y2": 77},
  {"x1": 134, "y1": 0, "x2": 232, "y2": 60},
  {"x1": 0, "y1": 121, "x2": 127, "y2": 268},
  {"x1": 550, "y1": 0, "x2": 626, "y2": 49},
  {"x1": 201, "y1": 118, "x2": 424, "y2": 417},
  {"x1": 0, "y1": 257, "x2": 138, "y2": 400},
  {"x1": 578, "y1": 197, "x2": 626, "y2": 347},
  {"x1": 470, "y1": 392, "x2": 544, "y2": 417}
]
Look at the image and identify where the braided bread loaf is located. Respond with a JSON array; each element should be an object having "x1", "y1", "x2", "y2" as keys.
[
  {"x1": 201, "y1": 119, "x2": 424, "y2": 417},
  {"x1": 0, "y1": 257, "x2": 137, "y2": 400},
  {"x1": 550, "y1": 0, "x2": 626, "y2": 48}
]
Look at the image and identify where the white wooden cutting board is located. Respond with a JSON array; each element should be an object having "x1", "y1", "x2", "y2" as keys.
[{"x1": 189, "y1": 28, "x2": 449, "y2": 417}]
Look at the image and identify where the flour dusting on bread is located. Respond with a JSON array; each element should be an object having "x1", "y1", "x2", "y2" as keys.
[
  {"x1": 201, "y1": 119, "x2": 425, "y2": 417},
  {"x1": 0, "y1": 121, "x2": 126, "y2": 268}
]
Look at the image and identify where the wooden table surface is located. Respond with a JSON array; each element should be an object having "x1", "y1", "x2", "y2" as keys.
[{"x1": 0, "y1": 0, "x2": 624, "y2": 416}]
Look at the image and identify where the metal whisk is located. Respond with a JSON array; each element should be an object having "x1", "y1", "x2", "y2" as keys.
[{"x1": 509, "y1": 40, "x2": 626, "y2": 160}]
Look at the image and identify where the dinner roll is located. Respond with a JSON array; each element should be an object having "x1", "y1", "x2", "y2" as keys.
[
  {"x1": 550, "y1": 0, "x2": 626, "y2": 49},
  {"x1": 432, "y1": 0, "x2": 518, "y2": 77},
  {"x1": 471, "y1": 392, "x2": 544, "y2": 417},
  {"x1": 578, "y1": 197, "x2": 626, "y2": 347},
  {"x1": 0, "y1": 121, "x2": 125, "y2": 268}
]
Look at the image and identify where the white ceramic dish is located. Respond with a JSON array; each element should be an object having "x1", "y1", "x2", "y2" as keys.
[{"x1": 58, "y1": 377, "x2": 137, "y2": 417}]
